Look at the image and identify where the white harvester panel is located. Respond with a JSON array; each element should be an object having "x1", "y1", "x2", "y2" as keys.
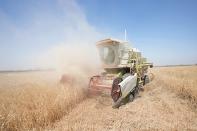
[{"x1": 119, "y1": 73, "x2": 137, "y2": 98}]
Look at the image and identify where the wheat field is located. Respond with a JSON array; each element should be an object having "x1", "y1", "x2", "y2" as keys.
[
  {"x1": 0, "y1": 66, "x2": 197, "y2": 130},
  {"x1": 0, "y1": 71, "x2": 87, "y2": 131},
  {"x1": 152, "y1": 66, "x2": 197, "y2": 108}
]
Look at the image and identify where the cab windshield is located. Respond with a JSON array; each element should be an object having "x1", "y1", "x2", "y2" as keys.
[{"x1": 98, "y1": 46, "x2": 115, "y2": 64}]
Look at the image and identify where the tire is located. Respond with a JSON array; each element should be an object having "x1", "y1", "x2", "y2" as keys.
[
  {"x1": 112, "y1": 98, "x2": 123, "y2": 109},
  {"x1": 124, "y1": 93, "x2": 134, "y2": 103},
  {"x1": 132, "y1": 85, "x2": 139, "y2": 98},
  {"x1": 128, "y1": 93, "x2": 134, "y2": 102},
  {"x1": 143, "y1": 75, "x2": 150, "y2": 85}
]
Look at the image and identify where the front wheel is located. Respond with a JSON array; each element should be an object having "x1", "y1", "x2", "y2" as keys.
[
  {"x1": 112, "y1": 98, "x2": 123, "y2": 109},
  {"x1": 124, "y1": 92, "x2": 134, "y2": 103},
  {"x1": 111, "y1": 77, "x2": 122, "y2": 102},
  {"x1": 128, "y1": 93, "x2": 134, "y2": 102}
]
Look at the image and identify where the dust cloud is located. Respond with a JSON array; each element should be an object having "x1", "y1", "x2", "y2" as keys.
[{"x1": 37, "y1": 0, "x2": 103, "y2": 88}]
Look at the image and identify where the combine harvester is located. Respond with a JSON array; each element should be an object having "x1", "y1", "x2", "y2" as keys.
[{"x1": 88, "y1": 38, "x2": 153, "y2": 108}]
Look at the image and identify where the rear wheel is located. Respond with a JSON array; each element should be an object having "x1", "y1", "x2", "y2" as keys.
[{"x1": 143, "y1": 75, "x2": 150, "y2": 85}]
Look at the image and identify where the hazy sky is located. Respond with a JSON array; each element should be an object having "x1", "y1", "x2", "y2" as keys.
[{"x1": 0, "y1": 0, "x2": 197, "y2": 70}]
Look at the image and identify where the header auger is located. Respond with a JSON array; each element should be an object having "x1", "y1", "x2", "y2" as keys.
[{"x1": 88, "y1": 38, "x2": 153, "y2": 108}]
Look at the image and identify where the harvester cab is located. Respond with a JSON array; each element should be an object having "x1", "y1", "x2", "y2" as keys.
[{"x1": 89, "y1": 38, "x2": 153, "y2": 108}]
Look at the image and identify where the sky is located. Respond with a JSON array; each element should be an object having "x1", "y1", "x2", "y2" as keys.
[{"x1": 0, "y1": 0, "x2": 197, "y2": 70}]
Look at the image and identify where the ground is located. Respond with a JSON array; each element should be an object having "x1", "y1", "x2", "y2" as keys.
[
  {"x1": 0, "y1": 66, "x2": 197, "y2": 131},
  {"x1": 52, "y1": 69, "x2": 197, "y2": 130}
]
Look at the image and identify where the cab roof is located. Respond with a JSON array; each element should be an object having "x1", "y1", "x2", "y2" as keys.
[{"x1": 96, "y1": 38, "x2": 127, "y2": 46}]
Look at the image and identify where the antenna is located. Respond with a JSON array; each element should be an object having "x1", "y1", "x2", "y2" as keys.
[{"x1": 124, "y1": 29, "x2": 127, "y2": 41}]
